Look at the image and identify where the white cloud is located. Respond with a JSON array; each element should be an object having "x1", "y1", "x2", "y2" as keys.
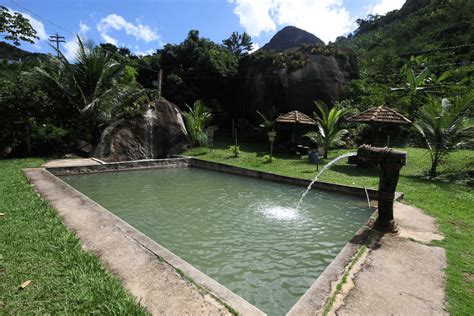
[
  {"x1": 7, "y1": 8, "x2": 48, "y2": 42},
  {"x1": 135, "y1": 48, "x2": 155, "y2": 56},
  {"x1": 100, "y1": 33, "x2": 118, "y2": 46},
  {"x1": 249, "y1": 42, "x2": 260, "y2": 53},
  {"x1": 63, "y1": 39, "x2": 79, "y2": 61},
  {"x1": 368, "y1": 0, "x2": 405, "y2": 15},
  {"x1": 79, "y1": 21, "x2": 90, "y2": 35},
  {"x1": 230, "y1": 0, "x2": 353, "y2": 43},
  {"x1": 63, "y1": 22, "x2": 90, "y2": 61},
  {"x1": 231, "y1": 0, "x2": 276, "y2": 37},
  {"x1": 97, "y1": 14, "x2": 159, "y2": 44}
]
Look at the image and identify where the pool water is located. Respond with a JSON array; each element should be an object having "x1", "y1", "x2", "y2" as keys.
[{"x1": 63, "y1": 167, "x2": 372, "y2": 315}]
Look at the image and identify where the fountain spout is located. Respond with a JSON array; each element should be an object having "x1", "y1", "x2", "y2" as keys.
[{"x1": 357, "y1": 144, "x2": 407, "y2": 234}]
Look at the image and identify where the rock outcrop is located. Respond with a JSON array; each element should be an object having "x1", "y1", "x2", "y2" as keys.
[
  {"x1": 93, "y1": 98, "x2": 190, "y2": 161},
  {"x1": 261, "y1": 26, "x2": 325, "y2": 52},
  {"x1": 238, "y1": 26, "x2": 358, "y2": 118}
]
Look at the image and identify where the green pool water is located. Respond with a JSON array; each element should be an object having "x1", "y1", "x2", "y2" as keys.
[{"x1": 62, "y1": 167, "x2": 372, "y2": 315}]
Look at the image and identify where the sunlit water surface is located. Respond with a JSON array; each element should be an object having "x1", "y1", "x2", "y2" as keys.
[{"x1": 63, "y1": 167, "x2": 371, "y2": 315}]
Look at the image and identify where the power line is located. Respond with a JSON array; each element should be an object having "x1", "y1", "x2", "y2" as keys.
[
  {"x1": 8, "y1": 0, "x2": 474, "y2": 83},
  {"x1": 8, "y1": 0, "x2": 160, "y2": 74}
]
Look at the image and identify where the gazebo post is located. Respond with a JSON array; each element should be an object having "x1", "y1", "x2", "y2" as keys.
[
  {"x1": 291, "y1": 124, "x2": 296, "y2": 143},
  {"x1": 274, "y1": 110, "x2": 317, "y2": 150}
]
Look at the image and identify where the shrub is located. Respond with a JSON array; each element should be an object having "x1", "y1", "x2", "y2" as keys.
[{"x1": 228, "y1": 145, "x2": 240, "y2": 157}]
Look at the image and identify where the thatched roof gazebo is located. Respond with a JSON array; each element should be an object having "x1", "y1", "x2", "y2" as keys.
[
  {"x1": 275, "y1": 110, "x2": 316, "y2": 142},
  {"x1": 348, "y1": 106, "x2": 412, "y2": 125},
  {"x1": 347, "y1": 106, "x2": 411, "y2": 146}
]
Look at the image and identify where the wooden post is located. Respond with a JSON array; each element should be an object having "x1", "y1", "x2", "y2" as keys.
[
  {"x1": 270, "y1": 140, "x2": 274, "y2": 162},
  {"x1": 234, "y1": 128, "x2": 238, "y2": 146},
  {"x1": 291, "y1": 124, "x2": 296, "y2": 143}
]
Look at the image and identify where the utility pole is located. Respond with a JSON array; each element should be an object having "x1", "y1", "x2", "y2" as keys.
[{"x1": 49, "y1": 33, "x2": 66, "y2": 57}]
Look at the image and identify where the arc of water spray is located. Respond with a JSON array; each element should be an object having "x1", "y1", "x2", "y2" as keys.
[
  {"x1": 296, "y1": 152, "x2": 356, "y2": 210},
  {"x1": 364, "y1": 186, "x2": 371, "y2": 208}
]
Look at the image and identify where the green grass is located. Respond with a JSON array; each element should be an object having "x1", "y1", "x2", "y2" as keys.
[
  {"x1": 0, "y1": 158, "x2": 146, "y2": 314},
  {"x1": 185, "y1": 139, "x2": 474, "y2": 315}
]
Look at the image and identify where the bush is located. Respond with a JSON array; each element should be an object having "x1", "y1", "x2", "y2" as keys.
[{"x1": 228, "y1": 145, "x2": 240, "y2": 157}]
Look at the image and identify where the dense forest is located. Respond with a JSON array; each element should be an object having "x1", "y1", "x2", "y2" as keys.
[{"x1": 0, "y1": 0, "x2": 472, "y2": 159}]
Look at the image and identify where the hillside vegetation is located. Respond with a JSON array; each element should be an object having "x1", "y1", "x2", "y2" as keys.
[{"x1": 337, "y1": 0, "x2": 473, "y2": 112}]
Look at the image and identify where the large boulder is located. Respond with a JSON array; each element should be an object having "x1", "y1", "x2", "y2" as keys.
[
  {"x1": 237, "y1": 26, "x2": 358, "y2": 119},
  {"x1": 93, "y1": 98, "x2": 190, "y2": 161},
  {"x1": 238, "y1": 51, "x2": 358, "y2": 119}
]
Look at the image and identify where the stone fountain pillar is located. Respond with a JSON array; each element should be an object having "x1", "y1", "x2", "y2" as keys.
[{"x1": 357, "y1": 145, "x2": 407, "y2": 233}]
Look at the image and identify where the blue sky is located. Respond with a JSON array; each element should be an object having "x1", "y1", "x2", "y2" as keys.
[{"x1": 5, "y1": 0, "x2": 405, "y2": 59}]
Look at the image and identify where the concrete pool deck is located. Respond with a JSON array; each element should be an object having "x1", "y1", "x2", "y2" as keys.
[
  {"x1": 23, "y1": 158, "x2": 447, "y2": 315},
  {"x1": 330, "y1": 202, "x2": 447, "y2": 315}
]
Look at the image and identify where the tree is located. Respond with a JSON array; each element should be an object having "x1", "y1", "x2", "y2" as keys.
[
  {"x1": 313, "y1": 101, "x2": 349, "y2": 159},
  {"x1": 413, "y1": 94, "x2": 473, "y2": 177},
  {"x1": 182, "y1": 100, "x2": 213, "y2": 147},
  {"x1": 256, "y1": 107, "x2": 277, "y2": 131},
  {"x1": 138, "y1": 30, "x2": 239, "y2": 107},
  {"x1": 35, "y1": 36, "x2": 142, "y2": 143},
  {"x1": 0, "y1": 6, "x2": 38, "y2": 46},
  {"x1": 223, "y1": 31, "x2": 253, "y2": 56}
]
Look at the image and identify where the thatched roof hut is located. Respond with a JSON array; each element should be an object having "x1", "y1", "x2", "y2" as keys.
[
  {"x1": 347, "y1": 106, "x2": 411, "y2": 125},
  {"x1": 275, "y1": 110, "x2": 316, "y2": 143},
  {"x1": 347, "y1": 106, "x2": 411, "y2": 146},
  {"x1": 275, "y1": 110, "x2": 317, "y2": 125}
]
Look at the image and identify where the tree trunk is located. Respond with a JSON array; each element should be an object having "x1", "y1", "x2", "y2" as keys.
[
  {"x1": 324, "y1": 143, "x2": 328, "y2": 159},
  {"x1": 429, "y1": 158, "x2": 438, "y2": 178}
]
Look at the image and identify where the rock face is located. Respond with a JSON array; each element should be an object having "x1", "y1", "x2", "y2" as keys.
[
  {"x1": 261, "y1": 26, "x2": 325, "y2": 52},
  {"x1": 93, "y1": 98, "x2": 190, "y2": 161},
  {"x1": 239, "y1": 26, "x2": 358, "y2": 118}
]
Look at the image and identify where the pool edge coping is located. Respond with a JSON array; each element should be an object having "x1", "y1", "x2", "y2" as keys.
[
  {"x1": 25, "y1": 157, "x2": 404, "y2": 315},
  {"x1": 22, "y1": 166, "x2": 265, "y2": 316}
]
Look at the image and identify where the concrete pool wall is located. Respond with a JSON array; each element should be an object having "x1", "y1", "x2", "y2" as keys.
[{"x1": 24, "y1": 158, "x2": 402, "y2": 315}]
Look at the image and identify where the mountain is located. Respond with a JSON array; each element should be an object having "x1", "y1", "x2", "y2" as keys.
[
  {"x1": 0, "y1": 41, "x2": 46, "y2": 61},
  {"x1": 260, "y1": 26, "x2": 325, "y2": 52}
]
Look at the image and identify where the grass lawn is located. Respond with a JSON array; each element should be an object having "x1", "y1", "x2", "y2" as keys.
[
  {"x1": 0, "y1": 158, "x2": 146, "y2": 314},
  {"x1": 185, "y1": 139, "x2": 474, "y2": 315}
]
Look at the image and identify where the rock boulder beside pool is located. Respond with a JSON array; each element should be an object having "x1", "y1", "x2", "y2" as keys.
[{"x1": 93, "y1": 98, "x2": 190, "y2": 161}]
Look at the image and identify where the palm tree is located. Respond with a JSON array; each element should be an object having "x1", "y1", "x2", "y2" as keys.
[
  {"x1": 313, "y1": 101, "x2": 349, "y2": 159},
  {"x1": 35, "y1": 36, "x2": 140, "y2": 143},
  {"x1": 414, "y1": 94, "x2": 473, "y2": 177},
  {"x1": 182, "y1": 100, "x2": 213, "y2": 147},
  {"x1": 256, "y1": 108, "x2": 277, "y2": 131}
]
